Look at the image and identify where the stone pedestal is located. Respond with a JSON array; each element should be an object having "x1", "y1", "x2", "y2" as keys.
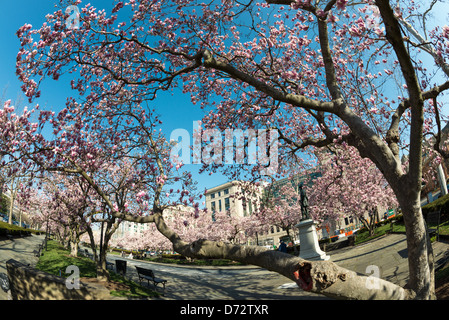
[{"x1": 296, "y1": 219, "x2": 330, "y2": 261}]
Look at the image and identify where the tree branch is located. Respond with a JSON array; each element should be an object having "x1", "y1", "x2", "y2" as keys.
[
  {"x1": 201, "y1": 49, "x2": 336, "y2": 113},
  {"x1": 164, "y1": 236, "x2": 415, "y2": 299},
  {"x1": 375, "y1": 0, "x2": 424, "y2": 191}
]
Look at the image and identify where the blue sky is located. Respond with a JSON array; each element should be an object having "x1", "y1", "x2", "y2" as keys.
[{"x1": 0, "y1": 0, "x2": 230, "y2": 196}]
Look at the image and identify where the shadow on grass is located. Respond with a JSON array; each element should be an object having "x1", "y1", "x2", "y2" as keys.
[{"x1": 36, "y1": 240, "x2": 160, "y2": 299}]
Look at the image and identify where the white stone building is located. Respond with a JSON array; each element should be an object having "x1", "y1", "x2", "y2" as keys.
[{"x1": 205, "y1": 180, "x2": 265, "y2": 218}]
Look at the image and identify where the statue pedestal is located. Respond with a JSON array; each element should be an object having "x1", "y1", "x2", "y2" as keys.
[{"x1": 296, "y1": 219, "x2": 330, "y2": 261}]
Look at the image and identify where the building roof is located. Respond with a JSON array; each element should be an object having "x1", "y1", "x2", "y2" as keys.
[{"x1": 205, "y1": 180, "x2": 241, "y2": 194}]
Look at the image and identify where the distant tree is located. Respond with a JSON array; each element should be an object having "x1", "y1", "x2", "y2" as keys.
[{"x1": 309, "y1": 145, "x2": 398, "y2": 236}]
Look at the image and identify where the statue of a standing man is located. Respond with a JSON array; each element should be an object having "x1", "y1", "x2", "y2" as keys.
[{"x1": 299, "y1": 184, "x2": 310, "y2": 220}]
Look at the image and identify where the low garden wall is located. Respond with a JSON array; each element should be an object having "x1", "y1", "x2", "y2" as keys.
[{"x1": 6, "y1": 259, "x2": 111, "y2": 300}]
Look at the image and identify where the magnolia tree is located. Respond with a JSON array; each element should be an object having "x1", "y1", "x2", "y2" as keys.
[
  {"x1": 0, "y1": 96, "x2": 199, "y2": 280},
  {"x1": 257, "y1": 183, "x2": 302, "y2": 247},
  {"x1": 27, "y1": 173, "x2": 93, "y2": 256},
  {"x1": 13, "y1": 0, "x2": 449, "y2": 299},
  {"x1": 26, "y1": 182, "x2": 70, "y2": 243},
  {"x1": 308, "y1": 145, "x2": 398, "y2": 235},
  {"x1": 111, "y1": 207, "x2": 261, "y2": 252}
]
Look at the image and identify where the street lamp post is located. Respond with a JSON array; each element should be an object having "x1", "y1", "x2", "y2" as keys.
[{"x1": 45, "y1": 216, "x2": 49, "y2": 251}]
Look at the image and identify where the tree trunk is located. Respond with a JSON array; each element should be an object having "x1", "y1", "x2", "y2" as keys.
[
  {"x1": 97, "y1": 229, "x2": 112, "y2": 282},
  {"x1": 70, "y1": 238, "x2": 79, "y2": 257},
  {"x1": 396, "y1": 192, "x2": 434, "y2": 299},
  {"x1": 359, "y1": 216, "x2": 375, "y2": 237},
  {"x1": 96, "y1": 252, "x2": 110, "y2": 282},
  {"x1": 8, "y1": 192, "x2": 15, "y2": 225}
]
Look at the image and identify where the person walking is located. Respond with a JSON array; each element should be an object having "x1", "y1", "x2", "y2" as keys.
[{"x1": 278, "y1": 240, "x2": 287, "y2": 253}]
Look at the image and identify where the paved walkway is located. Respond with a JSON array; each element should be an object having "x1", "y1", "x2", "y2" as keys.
[
  {"x1": 0, "y1": 234, "x2": 46, "y2": 300},
  {"x1": 110, "y1": 256, "x2": 326, "y2": 300},
  {"x1": 0, "y1": 233, "x2": 448, "y2": 300},
  {"x1": 110, "y1": 233, "x2": 449, "y2": 300},
  {"x1": 329, "y1": 233, "x2": 449, "y2": 288}
]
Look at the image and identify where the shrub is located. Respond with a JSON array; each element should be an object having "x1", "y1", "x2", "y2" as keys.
[
  {"x1": 161, "y1": 254, "x2": 186, "y2": 260},
  {"x1": 422, "y1": 193, "x2": 449, "y2": 218},
  {"x1": 0, "y1": 220, "x2": 42, "y2": 237}
]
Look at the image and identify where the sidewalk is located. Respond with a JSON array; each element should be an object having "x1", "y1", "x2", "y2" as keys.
[
  {"x1": 112, "y1": 233, "x2": 449, "y2": 299},
  {"x1": 0, "y1": 234, "x2": 46, "y2": 300},
  {"x1": 0, "y1": 233, "x2": 447, "y2": 300},
  {"x1": 329, "y1": 233, "x2": 449, "y2": 287}
]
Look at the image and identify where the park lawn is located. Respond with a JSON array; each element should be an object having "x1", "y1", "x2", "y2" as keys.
[
  {"x1": 145, "y1": 256, "x2": 245, "y2": 266},
  {"x1": 353, "y1": 222, "x2": 393, "y2": 245},
  {"x1": 36, "y1": 240, "x2": 160, "y2": 299},
  {"x1": 436, "y1": 220, "x2": 449, "y2": 236},
  {"x1": 354, "y1": 218, "x2": 449, "y2": 246},
  {"x1": 388, "y1": 219, "x2": 449, "y2": 238}
]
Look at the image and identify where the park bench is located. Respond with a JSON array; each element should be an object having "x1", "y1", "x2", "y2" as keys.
[
  {"x1": 115, "y1": 259, "x2": 127, "y2": 276},
  {"x1": 135, "y1": 266, "x2": 167, "y2": 293},
  {"x1": 33, "y1": 244, "x2": 43, "y2": 257},
  {"x1": 106, "y1": 261, "x2": 114, "y2": 270},
  {"x1": 425, "y1": 210, "x2": 441, "y2": 241}
]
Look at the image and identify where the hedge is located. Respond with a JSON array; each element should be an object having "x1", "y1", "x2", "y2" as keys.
[
  {"x1": 422, "y1": 193, "x2": 449, "y2": 217},
  {"x1": 0, "y1": 220, "x2": 41, "y2": 237}
]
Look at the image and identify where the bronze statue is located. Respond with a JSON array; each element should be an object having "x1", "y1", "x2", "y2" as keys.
[{"x1": 299, "y1": 184, "x2": 310, "y2": 220}]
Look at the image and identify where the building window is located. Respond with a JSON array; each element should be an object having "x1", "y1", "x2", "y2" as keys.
[
  {"x1": 225, "y1": 197, "x2": 230, "y2": 211},
  {"x1": 218, "y1": 191, "x2": 221, "y2": 197},
  {"x1": 211, "y1": 201, "x2": 216, "y2": 212},
  {"x1": 219, "y1": 199, "x2": 222, "y2": 211},
  {"x1": 224, "y1": 188, "x2": 229, "y2": 195},
  {"x1": 211, "y1": 193, "x2": 215, "y2": 199}
]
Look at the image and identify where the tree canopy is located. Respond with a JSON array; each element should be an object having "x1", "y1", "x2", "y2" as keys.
[{"x1": 3, "y1": 0, "x2": 449, "y2": 299}]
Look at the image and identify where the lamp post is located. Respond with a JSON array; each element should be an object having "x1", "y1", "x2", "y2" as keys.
[
  {"x1": 99, "y1": 214, "x2": 105, "y2": 260},
  {"x1": 45, "y1": 215, "x2": 49, "y2": 251}
]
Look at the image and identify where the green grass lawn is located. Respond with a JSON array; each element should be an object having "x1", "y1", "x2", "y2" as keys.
[
  {"x1": 354, "y1": 216, "x2": 449, "y2": 246},
  {"x1": 144, "y1": 256, "x2": 246, "y2": 266},
  {"x1": 36, "y1": 240, "x2": 160, "y2": 299},
  {"x1": 387, "y1": 219, "x2": 449, "y2": 238},
  {"x1": 353, "y1": 222, "x2": 393, "y2": 245}
]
